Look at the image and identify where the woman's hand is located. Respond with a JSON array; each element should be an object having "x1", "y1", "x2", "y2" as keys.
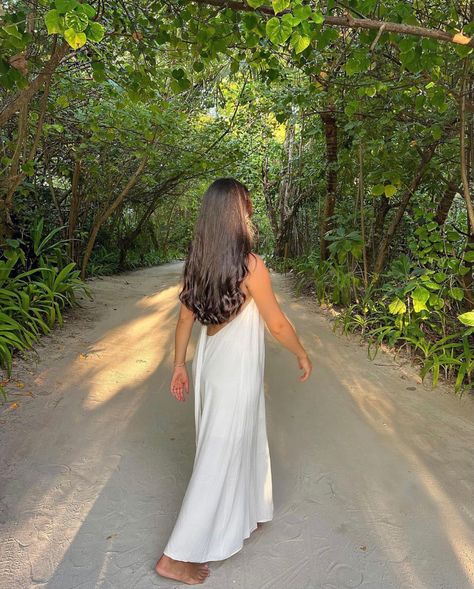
[
  {"x1": 297, "y1": 353, "x2": 312, "y2": 382},
  {"x1": 170, "y1": 366, "x2": 189, "y2": 402}
]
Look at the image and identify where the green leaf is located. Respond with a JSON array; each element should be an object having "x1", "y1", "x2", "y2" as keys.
[
  {"x1": 384, "y1": 184, "x2": 397, "y2": 197},
  {"x1": 2, "y1": 24, "x2": 23, "y2": 39},
  {"x1": 266, "y1": 17, "x2": 292, "y2": 45},
  {"x1": 55, "y1": 0, "x2": 78, "y2": 11},
  {"x1": 311, "y1": 11, "x2": 324, "y2": 24},
  {"x1": 272, "y1": 0, "x2": 290, "y2": 14},
  {"x1": 91, "y1": 60, "x2": 106, "y2": 82},
  {"x1": 243, "y1": 13, "x2": 259, "y2": 30},
  {"x1": 290, "y1": 31, "x2": 311, "y2": 54},
  {"x1": 44, "y1": 10, "x2": 64, "y2": 34},
  {"x1": 345, "y1": 57, "x2": 359, "y2": 75},
  {"x1": 281, "y1": 13, "x2": 300, "y2": 27},
  {"x1": 429, "y1": 294, "x2": 444, "y2": 309},
  {"x1": 172, "y1": 67, "x2": 185, "y2": 79},
  {"x1": 372, "y1": 184, "x2": 385, "y2": 196},
  {"x1": 56, "y1": 95, "x2": 69, "y2": 108},
  {"x1": 431, "y1": 125, "x2": 442, "y2": 140},
  {"x1": 64, "y1": 27, "x2": 87, "y2": 49},
  {"x1": 21, "y1": 160, "x2": 34, "y2": 176},
  {"x1": 293, "y1": 5, "x2": 312, "y2": 22},
  {"x1": 449, "y1": 287, "x2": 464, "y2": 301},
  {"x1": 458, "y1": 311, "x2": 474, "y2": 327},
  {"x1": 464, "y1": 251, "x2": 474, "y2": 263},
  {"x1": 411, "y1": 285, "x2": 430, "y2": 312},
  {"x1": 246, "y1": 0, "x2": 264, "y2": 7},
  {"x1": 65, "y1": 10, "x2": 89, "y2": 32},
  {"x1": 76, "y1": 3, "x2": 96, "y2": 18},
  {"x1": 389, "y1": 297, "x2": 406, "y2": 315},
  {"x1": 455, "y1": 45, "x2": 473, "y2": 58},
  {"x1": 86, "y1": 22, "x2": 104, "y2": 43}
]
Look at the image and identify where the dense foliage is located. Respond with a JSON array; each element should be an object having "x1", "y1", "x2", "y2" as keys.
[{"x1": 0, "y1": 0, "x2": 473, "y2": 392}]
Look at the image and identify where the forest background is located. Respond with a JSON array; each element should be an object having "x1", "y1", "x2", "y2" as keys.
[{"x1": 0, "y1": 0, "x2": 473, "y2": 394}]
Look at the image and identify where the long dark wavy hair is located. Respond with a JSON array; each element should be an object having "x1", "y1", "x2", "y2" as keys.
[{"x1": 178, "y1": 178, "x2": 255, "y2": 325}]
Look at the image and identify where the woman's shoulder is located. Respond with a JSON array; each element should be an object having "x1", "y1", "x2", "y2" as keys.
[{"x1": 246, "y1": 252, "x2": 265, "y2": 274}]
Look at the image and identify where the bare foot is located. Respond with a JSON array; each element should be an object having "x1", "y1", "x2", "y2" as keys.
[
  {"x1": 155, "y1": 554, "x2": 210, "y2": 585},
  {"x1": 250, "y1": 522, "x2": 264, "y2": 538}
]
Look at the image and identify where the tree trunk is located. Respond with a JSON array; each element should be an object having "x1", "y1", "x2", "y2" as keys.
[
  {"x1": 459, "y1": 58, "x2": 474, "y2": 235},
  {"x1": 373, "y1": 141, "x2": 439, "y2": 275},
  {"x1": 68, "y1": 158, "x2": 82, "y2": 261},
  {"x1": 0, "y1": 43, "x2": 57, "y2": 243},
  {"x1": 435, "y1": 178, "x2": 459, "y2": 226},
  {"x1": 117, "y1": 177, "x2": 180, "y2": 269},
  {"x1": 319, "y1": 105, "x2": 338, "y2": 261},
  {"x1": 0, "y1": 40, "x2": 69, "y2": 127},
  {"x1": 275, "y1": 119, "x2": 295, "y2": 258},
  {"x1": 460, "y1": 232, "x2": 474, "y2": 309},
  {"x1": 81, "y1": 136, "x2": 156, "y2": 279}
]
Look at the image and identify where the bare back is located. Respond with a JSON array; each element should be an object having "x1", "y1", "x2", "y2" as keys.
[
  {"x1": 206, "y1": 253, "x2": 286, "y2": 337},
  {"x1": 206, "y1": 254, "x2": 257, "y2": 337}
]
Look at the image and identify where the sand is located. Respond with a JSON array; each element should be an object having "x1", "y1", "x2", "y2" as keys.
[{"x1": 0, "y1": 261, "x2": 473, "y2": 589}]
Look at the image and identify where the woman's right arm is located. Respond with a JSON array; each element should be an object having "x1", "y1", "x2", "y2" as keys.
[{"x1": 246, "y1": 253, "x2": 312, "y2": 381}]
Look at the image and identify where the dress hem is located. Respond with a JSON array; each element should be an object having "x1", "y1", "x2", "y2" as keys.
[{"x1": 163, "y1": 516, "x2": 273, "y2": 563}]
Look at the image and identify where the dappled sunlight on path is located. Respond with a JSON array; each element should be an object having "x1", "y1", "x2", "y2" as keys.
[{"x1": 0, "y1": 262, "x2": 473, "y2": 588}]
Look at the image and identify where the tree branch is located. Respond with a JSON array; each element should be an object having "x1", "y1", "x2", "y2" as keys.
[{"x1": 190, "y1": 0, "x2": 474, "y2": 47}]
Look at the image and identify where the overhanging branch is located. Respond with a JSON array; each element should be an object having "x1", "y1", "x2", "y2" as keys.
[{"x1": 190, "y1": 0, "x2": 474, "y2": 48}]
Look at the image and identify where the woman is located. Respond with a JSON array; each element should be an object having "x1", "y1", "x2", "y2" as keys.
[{"x1": 155, "y1": 178, "x2": 312, "y2": 585}]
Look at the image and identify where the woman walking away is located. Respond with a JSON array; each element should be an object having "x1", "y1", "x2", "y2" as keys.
[{"x1": 155, "y1": 178, "x2": 312, "y2": 585}]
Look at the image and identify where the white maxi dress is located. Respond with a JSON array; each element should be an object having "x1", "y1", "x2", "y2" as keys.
[{"x1": 163, "y1": 296, "x2": 274, "y2": 562}]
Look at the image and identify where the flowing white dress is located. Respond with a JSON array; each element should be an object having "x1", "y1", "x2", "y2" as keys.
[{"x1": 163, "y1": 296, "x2": 274, "y2": 562}]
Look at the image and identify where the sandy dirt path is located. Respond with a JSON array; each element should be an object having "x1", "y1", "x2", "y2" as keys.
[{"x1": 0, "y1": 262, "x2": 473, "y2": 589}]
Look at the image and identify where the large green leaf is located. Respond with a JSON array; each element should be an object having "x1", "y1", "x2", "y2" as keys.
[
  {"x1": 266, "y1": 17, "x2": 292, "y2": 45},
  {"x1": 389, "y1": 297, "x2": 406, "y2": 315},
  {"x1": 55, "y1": 0, "x2": 79, "y2": 11},
  {"x1": 65, "y1": 10, "x2": 89, "y2": 33},
  {"x1": 464, "y1": 251, "x2": 474, "y2": 263},
  {"x1": 64, "y1": 27, "x2": 87, "y2": 49},
  {"x1": 45, "y1": 10, "x2": 64, "y2": 34},
  {"x1": 449, "y1": 287, "x2": 464, "y2": 301},
  {"x1": 87, "y1": 22, "x2": 105, "y2": 43},
  {"x1": 458, "y1": 311, "x2": 474, "y2": 327},
  {"x1": 411, "y1": 286, "x2": 430, "y2": 312},
  {"x1": 272, "y1": 0, "x2": 290, "y2": 14},
  {"x1": 384, "y1": 184, "x2": 397, "y2": 197},
  {"x1": 290, "y1": 31, "x2": 311, "y2": 54},
  {"x1": 293, "y1": 5, "x2": 312, "y2": 22},
  {"x1": 76, "y1": 3, "x2": 96, "y2": 18}
]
